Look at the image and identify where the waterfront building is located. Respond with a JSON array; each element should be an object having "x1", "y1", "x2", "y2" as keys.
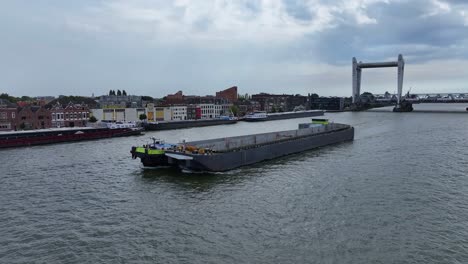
[
  {"x1": 199, "y1": 104, "x2": 224, "y2": 119},
  {"x1": 251, "y1": 93, "x2": 308, "y2": 112},
  {"x1": 0, "y1": 99, "x2": 18, "y2": 131},
  {"x1": 309, "y1": 97, "x2": 345, "y2": 111},
  {"x1": 170, "y1": 106, "x2": 187, "y2": 121},
  {"x1": 146, "y1": 103, "x2": 156, "y2": 122},
  {"x1": 155, "y1": 107, "x2": 172, "y2": 121},
  {"x1": 236, "y1": 101, "x2": 261, "y2": 116},
  {"x1": 221, "y1": 104, "x2": 232, "y2": 116},
  {"x1": 50, "y1": 102, "x2": 90, "y2": 127},
  {"x1": 16, "y1": 105, "x2": 51, "y2": 130},
  {"x1": 187, "y1": 105, "x2": 202, "y2": 120},
  {"x1": 90, "y1": 108, "x2": 146, "y2": 122}
]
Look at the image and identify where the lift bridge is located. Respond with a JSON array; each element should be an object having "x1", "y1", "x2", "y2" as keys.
[{"x1": 352, "y1": 54, "x2": 412, "y2": 112}]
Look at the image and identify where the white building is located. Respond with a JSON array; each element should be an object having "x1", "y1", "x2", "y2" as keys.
[
  {"x1": 170, "y1": 106, "x2": 187, "y2": 121},
  {"x1": 199, "y1": 104, "x2": 215, "y2": 119},
  {"x1": 90, "y1": 108, "x2": 146, "y2": 122},
  {"x1": 199, "y1": 104, "x2": 232, "y2": 119}
]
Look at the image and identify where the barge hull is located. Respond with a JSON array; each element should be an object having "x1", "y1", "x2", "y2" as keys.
[
  {"x1": 131, "y1": 146, "x2": 169, "y2": 167},
  {"x1": 0, "y1": 128, "x2": 142, "y2": 149},
  {"x1": 144, "y1": 119, "x2": 237, "y2": 131},
  {"x1": 166, "y1": 124, "x2": 353, "y2": 172},
  {"x1": 265, "y1": 110, "x2": 324, "y2": 121},
  {"x1": 242, "y1": 110, "x2": 324, "y2": 122}
]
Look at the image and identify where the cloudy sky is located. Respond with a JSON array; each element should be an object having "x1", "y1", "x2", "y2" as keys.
[{"x1": 1, "y1": 0, "x2": 468, "y2": 97}]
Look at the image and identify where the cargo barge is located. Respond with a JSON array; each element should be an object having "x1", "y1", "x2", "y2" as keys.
[
  {"x1": 243, "y1": 110, "x2": 324, "y2": 122},
  {"x1": 159, "y1": 120, "x2": 353, "y2": 172},
  {"x1": 143, "y1": 118, "x2": 237, "y2": 131},
  {"x1": 0, "y1": 126, "x2": 142, "y2": 149}
]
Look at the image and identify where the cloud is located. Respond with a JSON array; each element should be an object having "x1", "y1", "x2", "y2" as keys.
[
  {"x1": 1, "y1": 0, "x2": 468, "y2": 97},
  {"x1": 63, "y1": 0, "x2": 468, "y2": 62},
  {"x1": 421, "y1": 0, "x2": 451, "y2": 18},
  {"x1": 65, "y1": 0, "x2": 391, "y2": 44}
]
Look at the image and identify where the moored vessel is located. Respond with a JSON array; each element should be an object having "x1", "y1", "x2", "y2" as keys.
[
  {"x1": 143, "y1": 118, "x2": 237, "y2": 131},
  {"x1": 243, "y1": 110, "x2": 324, "y2": 122},
  {"x1": 0, "y1": 125, "x2": 143, "y2": 149},
  {"x1": 243, "y1": 111, "x2": 268, "y2": 121}
]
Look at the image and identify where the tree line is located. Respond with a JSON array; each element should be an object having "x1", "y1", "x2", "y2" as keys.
[
  {"x1": 108, "y1": 90, "x2": 127, "y2": 96},
  {"x1": 0, "y1": 93, "x2": 34, "y2": 103}
]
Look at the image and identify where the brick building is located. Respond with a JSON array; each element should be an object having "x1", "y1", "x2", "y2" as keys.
[
  {"x1": 50, "y1": 102, "x2": 90, "y2": 127},
  {"x1": 163, "y1": 87, "x2": 238, "y2": 106},
  {"x1": 216, "y1": 86, "x2": 238, "y2": 102},
  {"x1": 165, "y1": 91, "x2": 184, "y2": 105},
  {"x1": 236, "y1": 101, "x2": 261, "y2": 116},
  {"x1": 17, "y1": 105, "x2": 52, "y2": 130},
  {"x1": 309, "y1": 97, "x2": 345, "y2": 111},
  {"x1": 184, "y1": 95, "x2": 226, "y2": 105},
  {"x1": 251, "y1": 93, "x2": 308, "y2": 112},
  {"x1": 0, "y1": 99, "x2": 18, "y2": 131}
]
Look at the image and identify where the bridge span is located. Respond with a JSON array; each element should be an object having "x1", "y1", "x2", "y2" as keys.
[{"x1": 352, "y1": 54, "x2": 410, "y2": 111}]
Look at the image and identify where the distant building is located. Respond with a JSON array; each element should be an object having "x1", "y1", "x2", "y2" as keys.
[
  {"x1": 309, "y1": 97, "x2": 345, "y2": 111},
  {"x1": 236, "y1": 101, "x2": 261, "y2": 116},
  {"x1": 163, "y1": 86, "x2": 238, "y2": 106},
  {"x1": 16, "y1": 105, "x2": 51, "y2": 130},
  {"x1": 187, "y1": 105, "x2": 201, "y2": 120},
  {"x1": 90, "y1": 107, "x2": 145, "y2": 122},
  {"x1": 0, "y1": 99, "x2": 18, "y2": 131},
  {"x1": 286, "y1": 95, "x2": 308, "y2": 111},
  {"x1": 165, "y1": 91, "x2": 184, "y2": 105},
  {"x1": 251, "y1": 93, "x2": 309, "y2": 112},
  {"x1": 155, "y1": 107, "x2": 172, "y2": 121},
  {"x1": 184, "y1": 95, "x2": 224, "y2": 105},
  {"x1": 199, "y1": 104, "x2": 215, "y2": 119},
  {"x1": 98, "y1": 95, "x2": 143, "y2": 108},
  {"x1": 216, "y1": 86, "x2": 238, "y2": 102},
  {"x1": 146, "y1": 103, "x2": 156, "y2": 121},
  {"x1": 170, "y1": 106, "x2": 187, "y2": 121},
  {"x1": 50, "y1": 102, "x2": 90, "y2": 127}
]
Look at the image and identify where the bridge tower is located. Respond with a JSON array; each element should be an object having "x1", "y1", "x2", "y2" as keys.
[{"x1": 352, "y1": 54, "x2": 406, "y2": 108}]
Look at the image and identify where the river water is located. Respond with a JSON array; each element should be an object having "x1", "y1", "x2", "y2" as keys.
[{"x1": 1, "y1": 104, "x2": 468, "y2": 263}]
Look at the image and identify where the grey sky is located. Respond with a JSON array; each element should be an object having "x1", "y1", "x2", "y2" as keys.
[{"x1": 1, "y1": 0, "x2": 468, "y2": 97}]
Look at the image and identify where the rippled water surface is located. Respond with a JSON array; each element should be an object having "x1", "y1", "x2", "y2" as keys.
[{"x1": 2, "y1": 104, "x2": 468, "y2": 263}]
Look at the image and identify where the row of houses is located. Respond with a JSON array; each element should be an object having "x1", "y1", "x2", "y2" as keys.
[
  {"x1": 1, "y1": 99, "x2": 236, "y2": 131},
  {"x1": 91, "y1": 103, "x2": 233, "y2": 122},
  {"x1": 0, "y1": 100, "x2": 90, "y2": 131}
]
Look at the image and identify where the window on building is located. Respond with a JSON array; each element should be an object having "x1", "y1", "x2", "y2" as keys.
[{"x1": 12, "y1": 112, "x2": 15, "y2": 118}]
